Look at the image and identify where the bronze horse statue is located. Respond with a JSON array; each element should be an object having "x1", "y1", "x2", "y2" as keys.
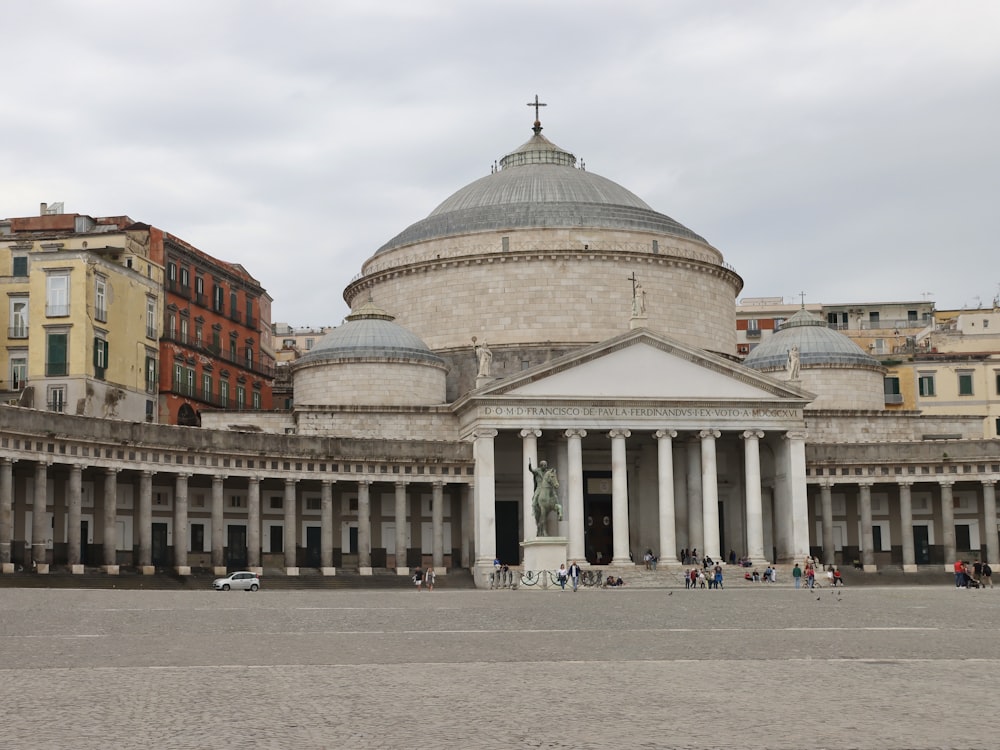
[{"x1": 529, "y1": 459, "x2": 563, "y2": 536}]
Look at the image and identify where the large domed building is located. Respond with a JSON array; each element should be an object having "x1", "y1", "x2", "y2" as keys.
[{"x1": 2, "y1": 108, "x2": 995, "y2": 585}]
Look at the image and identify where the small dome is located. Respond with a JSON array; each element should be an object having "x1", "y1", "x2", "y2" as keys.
[
  {"x1": 744, "y1": 309, "x2": 880, "y2": 371},
  {"x1": 296, "y1": 300, "x2": 444, "y2": 367}
]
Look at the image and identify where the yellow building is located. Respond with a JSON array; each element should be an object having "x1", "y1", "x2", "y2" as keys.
[{"x1": 1, "y1": 206, "x2": 163, "y2": 421}]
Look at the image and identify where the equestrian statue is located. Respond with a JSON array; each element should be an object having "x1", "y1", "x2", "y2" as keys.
[{"x1": 528, "y1": 459, "x2": 563, "y2": 537}]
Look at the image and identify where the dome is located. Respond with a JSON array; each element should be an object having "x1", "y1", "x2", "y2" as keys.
[
  {"x1": 743, "y1": 309, "x2": 880, "y2": 371},
  {"x1": 296, "y1": 300, "x2": 444, "y2": 367},
  {"x1": 374, "y1": 127, "x2": 706, "y2": 255}
]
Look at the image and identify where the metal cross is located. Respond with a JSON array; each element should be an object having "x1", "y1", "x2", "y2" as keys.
[
  {"x1": 628, "y1": 272, "x2": 639, "y2": 300},
  {"x1": 798, "y1": 291, "x2": 807, "y2": 308},
  {"x1": 527, "y1": 94, "x2": 547, "y2": 121}
]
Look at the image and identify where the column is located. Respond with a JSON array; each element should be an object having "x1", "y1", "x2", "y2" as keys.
[
  {"x1": 395, "y1": 480, "x2": 409, "y2": 573},
  {"x1": 321, "y1": 479, "x2": 334, "y2": 571},
  {"x1": 432, "y1": 481, "x2": 444, "y2": 569},
  {"x1": 700, "y1": 429, "x2": 721, "y2": 561},
  {"x1": 940, "y1": 479, "x2": 956, "y2": 571},
  {"x1": 283, "y1": 478, "x2": 297, "y2": 570},
  {"x1": 608, "y1": 429, "x2": 632, "y2": 565},
  {"x1": 32, "y1": 462, "x2": 49, "y2": 568},
  {"x1": 858, "y1": 481, "x2": 875, "y2": 571},
  {"x1": 520, "y1": 429, "x2": 541, "y2": 542},
  {"x1": 137, "y1": 470, "x2": 152, "y2": 569},
  {"x1": 174, "y1": 473, "x2": 189, "y2": 571},
  {"x1": 102, "y1": 468, "x2": 119, "y2": 569},
  {"x1": 983, "y1": 479, "x2": 998, "y2": 568},
  {"x1": 473, "y1": 429, "x2": 498, "y2": 568},
  {"x1": 564, "y1": 429, "x2": 587, "y2": 562},
  {"x1": 211, "y1": 475, "x2": 225, "y2": 570},
  {"x1": 654, "y1": 430, "x2": 677, "y2": 565},
  {"x1": 899, "y1": 480, "x2": 916, "y2": 572},
  {"x1": 672, "y1": 442, "x2": 687, "y2": 557},
  {"x1": 685, "y1": 438, "x2": 703, "y2": 556},
  {"x1": 247, "y1": 477, "x2": 261, "y2": 569},
  {"x1": 461, "y1": 483, "x2": 472, "y2": 568},
  {"x1": 743, "y1": 430, "x2": 766, "y2": 563},
  {"x1": 67, "y1": 465, "x2": 84, "y2": 568},
  {"x1": 784, "y1": 430, "x2": 811, "y2": 562},
  {"x1": 0, "y1": 458, "x2": 13, "y2": 566},
  {"x1": 819, "y1": 481, "x2": 835, "y2": 567},
  {"x1": 357, "y1": 479, "x2": 371, "y2": 572}
]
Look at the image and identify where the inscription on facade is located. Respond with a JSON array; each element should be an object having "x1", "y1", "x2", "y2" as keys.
[{"x1": 481, "y1": 406, "x2": 799, "y2": 419}]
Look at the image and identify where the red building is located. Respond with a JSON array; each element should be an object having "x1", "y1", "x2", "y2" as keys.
[{"x1": 147, "y1": 228, "x2": 274, "y2": 425}]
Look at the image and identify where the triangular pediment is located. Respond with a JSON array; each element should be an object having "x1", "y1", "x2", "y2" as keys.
[{"x1": 469, "y1": 329, "x2": 811, "y2": 404}]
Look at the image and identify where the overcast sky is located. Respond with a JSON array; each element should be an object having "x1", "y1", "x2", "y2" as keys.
[{"x1": 3, "y1": 1, "x2": 998, "y2": 326}]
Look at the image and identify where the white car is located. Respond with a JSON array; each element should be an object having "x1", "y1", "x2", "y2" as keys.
[{"x1": 213, "y1": 571, "x2": 261, "y2": 591}]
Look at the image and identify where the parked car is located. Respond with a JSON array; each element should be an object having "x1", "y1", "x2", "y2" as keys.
[{"x1": 213, "y1": 571, "x2": 261, "y2": 591}]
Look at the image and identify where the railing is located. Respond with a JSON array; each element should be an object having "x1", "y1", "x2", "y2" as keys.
[
  {"x1": 46, "y1": 305, "x2": 69, "y2": 317},
  {"x1": 884, "y1": 394, "x2": 905, "y2": 404},
  {"x1": 745, "y1": 329, "x2": 761, "y2": 338},
  {"x1": 146, "y1": 325, "x2": 157, "y2": 340},
  {"x1": 859, "y1": 318, "x2": 928, "y2": 331},
  {"x1": 46, "y1": 400, "x2": 66, "y2": 413},
  {"x1": 8, "y1": 326, "x2": 28, "y2": 339}
]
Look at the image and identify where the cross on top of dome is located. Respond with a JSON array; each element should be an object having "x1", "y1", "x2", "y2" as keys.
[{"x1": 526, "y1": 94, "x2": 547, "y2": 134}]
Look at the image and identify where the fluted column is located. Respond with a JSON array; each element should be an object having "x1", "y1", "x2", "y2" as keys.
[
  {"x1": 473, "y1": 429, "x2": 498, "y2": 568},
  {"x1": 940, "y1": 479, "x2": 956, "y2": 571},
  {"x1": 211, "y1": 475, "x2": 225, "y2": 569},
  {"x1": 654, "y1": 430, "x2": 677, "y2": 564},
  {"x1": 564, "y1": 429, "x2": 587, "y2": 561},
  {"x1": 819, "y1": 481, "x2": 835, "y2": 567},
  {"x1": 742, "y1": 430, "x2": 765, "y2": 562},
  {"x1": 321, "y1": 480, "x2": 334, "y2": 570},
  {"x1": 858, "y1": 481, "x2": 876, "y2": 571},
  {"x1": 608, "y1": 429, "x2": 632, "y2": 565},
  {"x1": 357, "y1": 479, "x2": 371, "y2": 571},
  {"x1": 899, "y1": 480, "x2": 915, "y2": 571},
  {"x1": 174, "y1": 473, "x2": 189, "y2": 571},
  {"x1": 983, "y1": 479, "x2": 998, "y2": 568},
  {"x1": 102, "y1": 468, "x2": 119, "y2": 569},
  {"x1": 0, "y1": 458, "x2": 13, "y2": 565},
  {"x1": 700, "y1": 429, "x2": 721, "y2": 561},
  {"x1": 520, "y1": 429, "x2": 541, "y2": 542},
  {"x1": 247, "y1": 477, "x2": 261, "y2": 569},
  {"x1": 67, "y1": 465, "x2": 84, "y2": 567},
  {"x1": 395, "y1": 480, "x2": 409, "y2": 573},
  {"x1": 31, "y1": 462, "x2": 49, "y2": 567},
  {"x1": 672, "y1": 442, "x2": 687, "y2": 557},
  {"x1": 461, "y1": 483, "x2": 472, "y2": 568},
  {"x1": 137, "y1": 470, "x2": 152, "y2": 569},
  {"x1": 785, "y1": 430, "x2": 811, "y2": 562},
  {"x1": 431, "y1": 481, "x2": 444, "y2": 569},
  {"x1": 686, "y1": 438, "x2": 703, "y2": 555},
  {"x1": 283, "y1": 478, "x2": 297, "y2": 569}
]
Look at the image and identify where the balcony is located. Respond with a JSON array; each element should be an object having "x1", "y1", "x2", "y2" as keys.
[
  {"x1": 8, "y1": 326, "x2": 28, "y2": 339},
  {"x1": 884, "y1": 393, "x2": 905, "y2": 405},
  {"x1": 46, "y1": 304, "x2": 69, "y2": 317},
  {"x1": 745, "y1": 328, "x2": 761, "y2": 338}
]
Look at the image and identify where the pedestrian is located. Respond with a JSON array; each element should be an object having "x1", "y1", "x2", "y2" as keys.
[
  {"x1": 643, "y1": 550, "x2": 652, "y2": 570},
  {"x1": 557, "y1": 563, "x2": 568, "y2": 591},
  {"x1": 568, "y1": 560, "x2": 582, "y2": 591},
  {"x1": 832, "y1": 566, "x2": 844, "y2": 586},
  {"x1": 806, "y1": 565, "x2": 816, "y2": 589},
  {"x1": 425, "y1": 566, "x2": 436, "y2": 592},
  {"x1": 983, "y1": 561, "x2": 993, "y2": 588},
  {"x1": 792, "y1": 563, "x2": 802, "y2": 589},
  {"x1": 413, "y1": 566, "x2": 423, "y2": 592},
  {"x1": 714, "y1": 565, "x2": 723, "y2": 590}
]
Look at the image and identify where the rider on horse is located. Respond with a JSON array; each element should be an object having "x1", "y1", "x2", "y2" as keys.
[{"x1": 528, "y1": 459, "x2": 563, "y2": 536}]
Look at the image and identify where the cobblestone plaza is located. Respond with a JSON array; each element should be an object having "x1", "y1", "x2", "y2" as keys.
[{"x1": 1, "y1": 585, "x2": 997, "y2": 749}]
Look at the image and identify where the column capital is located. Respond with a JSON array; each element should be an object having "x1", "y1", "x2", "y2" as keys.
[
  {"x1": 35, "y1": 459, "x2": 52, "y2": 469},
  {"x1": 654, "y1": 429, "x2": 677, "y2": 440},
  {"x1": 175, "y1": 472, "x2": 192, "y2": 480},
  {"x1": 139, "y1": 469, "x2": 153, "y2": 478},
  {"x1": 741, "y1": 429, "x2": 765, "y2": 440},
  {"x1": 432, "y1": 479, "x2": 444, "y2": 489},
  {"x1": 938, "y1": 478, "x2": 955, "y2": 488},
  {"x1": 819, "y1": 479, "x2": 834, "y2": 490},
  {"x1": 981, "y1": 477, "x2": 998, "y2": 487},
  {"x1": 858, "y1": 479, "x2": 875, "y2": 489},
  {"x1": 248, "y1": 475, "x2": 261, "y2": 485},
  {"x1": 564, "y1": 428, "x2": 588, "y2": 439},
  {"x1": 698, "y1": 428, "x2": 721, "y2": 440},
  {"x1": 607, "y1": 428, "x2": 631, "y2": 439},
  {"x1": 1, "y1": 457, "x2": 15, "y2": 467},
  {"x1": 358, "y1": 478, "x2": 372, "y2": 488},
  {"x1": 321, "y1": 478, "x2": 334, "y2": 487},
  {"x1": 472, "y1": 428, "x2": 499, "y2": 440},
  {"x1": 104, "y1": 467, "x2": 120, "y2": 476},
  {"x1": 784, "y1": 429, "x2": 808, "y2": 441},
  {"x1": 213, "y1": 474, "x2": 227, "y2": 484},
  {"x1": 284, "y1": 477, "x2": 298, "y2": 487},
  {"x1": 898, "y1": 478, "x2": 915, "y2": 488},
  {"x1": 519, "y1": 428, "x2": 542, "y2": 439}
]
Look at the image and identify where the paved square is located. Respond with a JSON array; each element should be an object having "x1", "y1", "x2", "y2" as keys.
[{"x1": 1, "y1": 585, "x2": 997, "y2": 749}]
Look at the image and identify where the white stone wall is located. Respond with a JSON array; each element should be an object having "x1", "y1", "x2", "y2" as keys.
[
  {"x1": 293, "y1": 360, "x2": 446, "y2": 407},
  {"x1": 294, "y1": 409, "x2": 460, "y2": 441},
  {"x1": 348, "y1": 248, "x2": 739, "y2": 354},
  {"x1": 796, "y1": 369, "x2": 885, "y2": 411},
  {"x1": 806, "y1": 411, "x2": 985, "y2": 443},
  {"x1": 200, "y1": 411, "x2": 295, "y2": 433}
]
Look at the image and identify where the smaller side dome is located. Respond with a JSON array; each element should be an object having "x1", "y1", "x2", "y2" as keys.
[{"x1": 743, "y1": 309, "x2": 880, "y2": 371}]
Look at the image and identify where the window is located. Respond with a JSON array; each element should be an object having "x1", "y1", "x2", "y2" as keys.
[
  {"x1": 869, "y1": 311, "x2": 880, "y2": 326},
  {"x1": 180, "y1": 267, "x2": 189, "y2": 289},
  {"x1": 186, "y1": 367, "x2": 195, "y2": 396},
  {"x1": 47, "y1": 385, "x2": 66, "y2": 413},
  {"x1": 146, "y1": 297, "x2": 157, "y2": 339},
  {"x1": 958, "y1": 372, "x2": 974, "y2": 396},
  {"x1": 167, "y1": 313, "x2": 176, "y2": 339},
  {"x1": 884, "y1": 376, "x2": 901, "y2": 395},
  {"x1": 195, "y1": 276, "x2": 204, "y2": 302},
  {"x1": 180, "y1": 318, "x2": 189, "y2": 344},
  {"x1": 173, "y1": 363, "x2": 183, "y2": 391},
  {"x1": 93, "y1": 337, "x2": 109, "y2": 379},
  {"x1": 202, "y1": 373, "x2": 212, "y2": 399},
  {"x1": 167, "y1": 262, "x2": 177, "y2": 284},
  {"x1": 236, "y1": 384, "x2": 245, "y2": 407},
  {"x1": 229, "y1": 338, "x2": 237, "y2": 361},
  {"x1": 305, "y1": 338, "x2": 314, "y2": 350},
  {"x1": 213, "y1": 285, "x2": 224, "y2": 312},
  {"x1": 996, "y1": 372, "x2": 1000, "y2": 395},
  {"x1": 245, "y1": 345, "x2": 254, "y2": 369},
  {"x1": 220, "y1": 379, "x2": 229, "y2": 407},
  {"x1": 9, "y1": 298, "x2": 28, "y2": 338},
  {"x1": 245, "y1": 298, "x2": 254, "y2": 325},
  {"x1": 252, "y1": 390, "x2": 261, "y2": 410},
  {"x1": 996, "y1": 418, "x2": 1000, "y2": 437},
  {"x1": 908, "y1": 310, "x2": 918, "y2": 322},
  {"x1": 46, "y1": 332, "x2": 68, "y2": 376},
  {"x1": 95, "y1": 275, "x2": 107, "y2": 322},
  {"x1": 12, "y1": 256, "x2": 28, "y2": 276},
  {"x1": 10, "y1": 356, "x2": 27, "y2": 390},
  {"x1": 145, "y1": 356, "x2": 157, "y2": 393},
  {"x1": 918, "y1": 373, "x2": 936, "y2": 397},
  {"x1": 230, "y1": 290, "x2": 238, "y2": 319},
  {"x1": 46, "y1": 273, "x2": 69, "y2": 317},
  {"x1": 190, "y1": 523, "x2": 205, "y2": 553}
]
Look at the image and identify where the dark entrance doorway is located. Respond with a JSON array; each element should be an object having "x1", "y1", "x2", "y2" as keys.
[
  {"x1": 270, "y1": 525, "x2": 284, "y2": 554},
  {"x1": 495, "y1": 500, "x2": 519, "y2": 565},
  {"x1": 80, "y1": 520, "x2": 89, "y2": 565},
  {"x1": 227, "y1": 525, "x2": 247, "y2": 568},
  {"x1": 305, "y1": 526, "x2": 321, "y2": 567},
  {"x1": 584, "y1": 471, "x2": 613, "y2": 565},
  {"x1": 913, "y1": 525, "x2": 930, "y2": 564},
  {"x1": 151, "y1": 523, "x2": 168, "y2": 566},
  {"x1": 348, "y1": 526, "x2": 358, "y2": 555}
]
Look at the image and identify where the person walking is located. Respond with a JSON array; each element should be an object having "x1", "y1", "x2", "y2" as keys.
[
  {"x1": 425, "y1": 566, "x2": 436, "y2": 592},
  {"x1": 983, "y1": 561, "x2": 993, "y2": 588},
  {"x1": 713, "y1": 565, "x2": 724, "y2": 590},
  {"x1": 556, "y1": 563, "x2": 568, "y2": 591},
  {"x1": 568, "y1": 560, "x2": 582, "y2": 592},
  {"x1": 792, "y1": 563, "x2": 802, "y2": 589},
  {"x1": 413, "y1": 566, "x2": 423, "y2": 592}
]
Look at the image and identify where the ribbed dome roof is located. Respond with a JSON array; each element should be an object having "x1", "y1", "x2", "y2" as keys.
[
  {"x1": 374, "y1": 123, "x2": 706, "y2": 255},
  {"x1": 743, "y1": 309, "x2": 880, "y2": 370},
  {"x1": 296, "y1": 300, "x2": 444, "y2": 367}
]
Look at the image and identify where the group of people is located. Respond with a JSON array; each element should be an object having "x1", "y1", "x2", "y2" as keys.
[
  {"x1": 412, "y1": 566, "x2": 436, "y2": 591},
  {"x1": 684, "y1": 565, "x2": 724, "y2": 589},
  {"x1": 643, "y1": 549, "x2": 658, "y2": 570},
  {"x1": 744, "y1": 566, "x2": 778, "y2": 583},
  {"x1": 792, "y1": 560, "x2": 843, "y2": 588},
  {"x1": 954, "y1": 559, "x2": 993, "y2": 589},
  {"x1": 556, "y1": 561, "x2": 584, "y2": 591}
]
